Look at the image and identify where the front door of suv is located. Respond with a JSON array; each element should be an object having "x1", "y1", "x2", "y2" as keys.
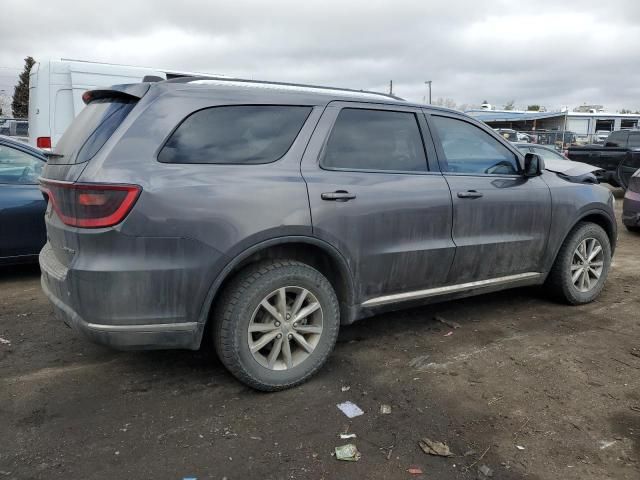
[
  {"x1": 301, "y1": 102, "x2": 456, "y2": 304},
  {"x1": 426, "y1": 113, "x2": 551, "y2": 284}
]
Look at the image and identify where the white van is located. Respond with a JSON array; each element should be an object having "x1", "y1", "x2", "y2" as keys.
[{"x1": 28, "y1": 59, "x2": 205, "y2": 148}]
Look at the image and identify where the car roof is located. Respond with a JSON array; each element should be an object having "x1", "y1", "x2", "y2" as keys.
[
  {"x1": 156, "y1": 76, "x2": 461, "y2": 114},
  {"x1": 0, "y1": 135, "x2": 47, "y2": 160}
]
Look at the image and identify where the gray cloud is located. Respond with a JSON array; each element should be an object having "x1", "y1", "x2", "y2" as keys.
[{"x1": 0, "y1": 0, "x2": 639, "y2": 111}]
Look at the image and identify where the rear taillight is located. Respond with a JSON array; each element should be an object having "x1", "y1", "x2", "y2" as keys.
[
  {"x1": 37, "y1": 137, "x2": 51, "y2": 149},
  {"x1": 39, "y1": 180, "x2": 141, "y2": 228}
]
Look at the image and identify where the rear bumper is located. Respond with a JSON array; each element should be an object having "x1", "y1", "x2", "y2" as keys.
[
  {"x1": 41, "y1": 275, "x2": 201, "y2": 350},
  {"x1": 622, "y1": 190, "x2": 640, "y2": 227},
  {"x1": 39, "y1": 235, "x2": 223, "y2": 350}
]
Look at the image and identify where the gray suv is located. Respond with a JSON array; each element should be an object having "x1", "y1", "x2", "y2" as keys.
[{"x1": 39, "y1": 78, "x2": 617, "y2": 390}]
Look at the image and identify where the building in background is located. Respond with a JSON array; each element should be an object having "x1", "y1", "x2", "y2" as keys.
[{"x1": 466, "y1": 108, "x2": 640, "y2": 145}]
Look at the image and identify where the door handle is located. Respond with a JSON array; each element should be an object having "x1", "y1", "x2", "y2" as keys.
[
  {"x1": 321, "y1": 191, "x2": 356, "y2": 201},
  {"x1": 457, "y1": 190, "x2": 483, "y2": 199}
]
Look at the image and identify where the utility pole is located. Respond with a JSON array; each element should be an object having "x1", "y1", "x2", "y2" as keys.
[
  {"x1": 389, "y1": 80, "x2": 393, "y2": 95},
  {"x1": 425, "y1": 80, "x2": 432, "y2": 104}
]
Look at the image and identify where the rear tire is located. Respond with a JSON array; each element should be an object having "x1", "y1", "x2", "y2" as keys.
[
  {"x1": 214, "y1": 260, "x2": 340, "y2": 391},
  {"x1": 546, "y1": 222, "x2": 611, "y2": 304}
]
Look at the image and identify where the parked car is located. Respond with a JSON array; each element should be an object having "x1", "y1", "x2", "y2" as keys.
[
  {"x1": 494, "y1": 128, "x2": 518, "y2": 142},
  {"x1": 516, "y1": 132, "x2": 532, "y2": 143},
  {"x1": 567, "y1": 130, "x2": 640, "y2": 189},
  {"x1": 0, "y1": 119, "x2": 29, "y2": 141},
  {"x1": 594, "y1": 130, "x2": 611, "y2": 144},
  {"x1": 622, "y1": 168, "x2": 640, "y2": 232},
  {"x1": 0, "y1": 135, "x2": 47, "y2": 264},
  {"x1": 514, "y1": 143, "x2": 604, "y2": 184},
  {"x1": 39, "y1": 79, "x2": 617, "y2": 391}
]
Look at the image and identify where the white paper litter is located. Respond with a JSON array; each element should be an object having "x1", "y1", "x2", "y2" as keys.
[
  {"x1": 339, "y1": 433, "x2": 357, "y2": 439},
  {"x1": 336, "y1": 401, "x2": 364, "y2": 418},
  {"x1": 0, "y1": 337, "x2": 10, "y2": 345}
]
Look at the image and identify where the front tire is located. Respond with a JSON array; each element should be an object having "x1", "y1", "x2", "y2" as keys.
[
  {"x1": 214, "y1": 260, "x2": 340, "y2": 391},
  {"x1": 546, "y1": 222, "x2": 611, "y2": 304}
]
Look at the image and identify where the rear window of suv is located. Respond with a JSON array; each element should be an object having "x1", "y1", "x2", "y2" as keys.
[
  {"x1": 53, "y1": 98, "x2": 136, "y2": 164},
  {"x1": 158, "y1": 105, "x2": 312, "y2": 164}
]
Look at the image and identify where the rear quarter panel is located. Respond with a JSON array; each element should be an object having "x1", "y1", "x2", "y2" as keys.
[{"x1": 74, "y1": 88, "x2": 323, "y2": 322}]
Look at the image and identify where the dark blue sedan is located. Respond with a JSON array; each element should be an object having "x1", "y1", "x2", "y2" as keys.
[{"x1": 0, "y1": 135, "x2": 47, "y2": 265}]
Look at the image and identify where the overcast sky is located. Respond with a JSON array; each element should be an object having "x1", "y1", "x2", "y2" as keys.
[{"x1": 1, "y1": 0, "x2": 639, "y2": 112}]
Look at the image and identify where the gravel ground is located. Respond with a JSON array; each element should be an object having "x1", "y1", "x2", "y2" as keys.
[{"x1": 1, "y1": 193, "x2": 639, "y2": 480}]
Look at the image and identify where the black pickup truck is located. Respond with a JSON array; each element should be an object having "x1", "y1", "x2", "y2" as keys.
[{"x1": 568, "y1": 130, "x2": 640, "y2": 189}]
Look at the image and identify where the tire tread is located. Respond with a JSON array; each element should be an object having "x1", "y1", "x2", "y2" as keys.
[{"x1": 214, "y1": 259, "x2": 339, "y2": 391}]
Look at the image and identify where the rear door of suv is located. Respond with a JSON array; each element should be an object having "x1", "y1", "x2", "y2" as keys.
[
  {"x1": 301, "y1": 101, "x2": 455, "y2": 304},
  {"x1": 426, "y1": 111, "x2": 551, "y2": 284}
]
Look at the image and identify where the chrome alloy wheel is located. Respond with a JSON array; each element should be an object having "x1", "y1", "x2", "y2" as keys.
[
  {"x1": 248, "y1": 286, "x2": 323, "y2": 370},
  {"x1": 571, "y1": 237, "x2": 604, "y2": 292}
]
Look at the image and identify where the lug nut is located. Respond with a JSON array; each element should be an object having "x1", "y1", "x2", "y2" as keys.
[
  {"x1": 288, "y1": 333, "x2": 293, "y2": 340},
  {"x1": 286, "y1": 313, "x2": 291, "y2": 320},
  {"x1": 277, "y1": 333, "x2": 282, "y2": 339},
  {"x1": 275, "y1": 321, "x2": 280, "y2": 327},
  {"x1": 293, "y1": 322, "x2": 298, "y2": 328}
]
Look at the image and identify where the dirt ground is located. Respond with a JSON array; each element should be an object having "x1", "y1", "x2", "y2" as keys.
[{"x1": 1, "y1": 192, "x2": 639, "y2": 480}]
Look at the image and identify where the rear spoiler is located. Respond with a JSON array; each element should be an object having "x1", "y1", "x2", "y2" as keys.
[{"x1": 82, "y1": 83, "x2": 151, "y2": 104}]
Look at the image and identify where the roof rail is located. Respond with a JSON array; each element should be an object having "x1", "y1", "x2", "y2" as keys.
[{"x1": 166, "y1": 75, "x2": 404, "y2": 101}]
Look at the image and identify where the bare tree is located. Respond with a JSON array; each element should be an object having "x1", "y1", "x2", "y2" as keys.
[{"x1": 433, "y1": 97, "x2": 457, "y2": 109}]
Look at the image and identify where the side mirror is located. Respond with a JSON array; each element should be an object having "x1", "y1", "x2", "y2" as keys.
[{"x1": 524, "y1": 153, "x2": 544, "y2": 177}]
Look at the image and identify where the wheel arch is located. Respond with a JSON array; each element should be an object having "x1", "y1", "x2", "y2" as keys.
[
  {"x1": 548, "y1": 208, "x2": 617, "y2": 276},
  {"x1": 197, "y1": 236, "x2": 356, "y2": 346},
  {"x1": 574, "y1": 210, "x2": 617, "y2": 254}
]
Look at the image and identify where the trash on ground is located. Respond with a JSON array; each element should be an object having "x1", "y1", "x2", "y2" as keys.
[
  {"x1": 380, "y1": 404, "x2": 392, "y2": 414},
  {"x1": 0, "y1": 337, "x2": 10, "y2": 345},
  {"x1": 407, "y1": 467, "x2": 423, "y2": 474},
  {"x1": 335, "y1": 443, "x2": 361, "y2": 461},
  {"x1": 598, "y1": 440, "x2": 616, "y2": 450},
  {"x1": 339, "y1": 433, "x2": 357, "y2": 439},
  {"x1": 409, "y1": 355, "x2": 430, "y2": 369},
  {"x1": 435, "y1": 315, "x2": 461, "y2": 329},
  {"x1": 478, "y1": 464, "x2": 494, "y2": 478},
  {"x1": 337, "y1": 401, "x2": 364, "y2": 418},
  {"x1": 515, "y1": 445, "x2": 525, "y2": 450},
  {"x1": 419, "y1": 438, "x2": 454, "y2": 457},
  {"x1": 341, "y1": 385, "x2": 351, "y2": 392},
  {"x1": 444, "y1": 331, "x2": 454, "y2": 337}
]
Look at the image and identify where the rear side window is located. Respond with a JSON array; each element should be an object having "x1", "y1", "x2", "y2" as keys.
[
  {"x1": 605, "y1": 131, "x2": 629, "y2": 148},
  {"x1": 54, "y1": 98, "x2": 136, "y2": 164},
  {"x1": 321, "y1": 108, "x2": 427, "y2": 172},
  {"x1": 158, "y1": 105, "x2": 312, "y2": 164},
  {"x1": 628, "y1": 132, "x2": 640, "y2": 148}
]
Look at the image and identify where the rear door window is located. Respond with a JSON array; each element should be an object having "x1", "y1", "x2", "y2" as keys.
[
  {"x1": 321, "y1": 108, "x2": 428, "y2": 172},
  {"x1": 158, "y1": 105, "x2": 312, "y2": 164},
  {"x1": 53, "y1": 98, "x2": 136, "y2": 164},
  {"x1": 628, "y1": 132, "x2": 640, "y2": 148},
  {"x1": 605, "y1": 131, "x2": 629, "y2": 147}
]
